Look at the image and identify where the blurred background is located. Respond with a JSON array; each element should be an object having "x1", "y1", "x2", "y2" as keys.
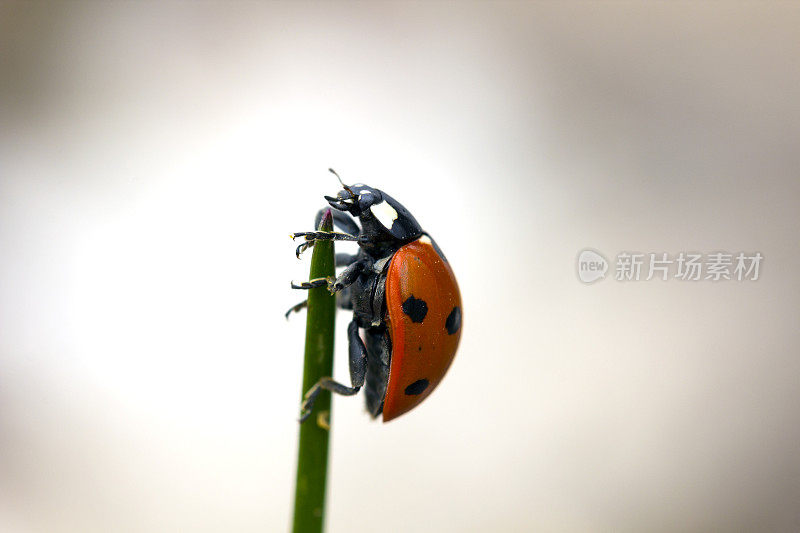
[{"x1": 1, "y1": 2, "x2": 799, "y2": 531}]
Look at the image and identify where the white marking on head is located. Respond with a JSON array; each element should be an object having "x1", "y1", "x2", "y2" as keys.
[
  {"x1": 370, "y1": 200, "x2": 398, "y2": 229},
  {"x1": 419, "y1": 235, "x2": 432, "y2": 245},
  {"x1": 359, "y1": 190, "x2": 372, "y2": 197}
]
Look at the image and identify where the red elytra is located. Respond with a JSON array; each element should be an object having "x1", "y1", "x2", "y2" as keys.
[{"x1": 382, "y1": 237, "x2": 462, "y2": 421}]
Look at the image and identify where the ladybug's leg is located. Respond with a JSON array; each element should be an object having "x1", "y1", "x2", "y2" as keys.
[
  {"x1": 299, "y1": 319, "x2": 368, "y2": 423},
  {"x1": 299, "y1": 377, "x2": 357, "y2": 423},
  {"x1": 314, "y1": 208, "x2": 360, "y2": 237},
  {"x1": 284, "y1": 300, "x2": 308, "y2": 318},
  {"x1": 344, "y1": 319, "x2": 368, "y2": 387},
  {"x1": 285, "y1": 253, "x2": 358, "y2": 317},
  {"x1": 329, "y1": 259, "x2": 367, "y2": 293},
  {"x1": 292, "y1": 208, "x2": 359, "y2": 257},
  {"x1": 289, "y1": 254, "x2": 359, "y2": 290},
  {"x1": 290, "y1": 259, "x2": 368, "y2": 293},
  {"x1": 284, "y1": 286, "x2": 353, "y2": 319},
  {"x1": 290, "y1": 277, "x2": 332, "y2": 290},
  {"x1": 291, "y1": 231, "x2": 358, "y2": 258}
]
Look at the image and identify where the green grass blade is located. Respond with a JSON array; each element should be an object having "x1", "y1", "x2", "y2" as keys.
[{"x1": 292, "y1": 209, "x2": 336, "y2": 533}]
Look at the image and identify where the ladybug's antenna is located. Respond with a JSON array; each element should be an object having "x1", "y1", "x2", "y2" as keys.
[{"x1": 329, "y1": 168, "x2": 354, "y2": 196}]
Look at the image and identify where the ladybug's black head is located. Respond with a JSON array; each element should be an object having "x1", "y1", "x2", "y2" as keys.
[
  {"x1": 325, "y1": 182, "x2": 382, "y2": 216},
  {"x1": 324, "y1": 169, "x2": 423, "y2": 244}
]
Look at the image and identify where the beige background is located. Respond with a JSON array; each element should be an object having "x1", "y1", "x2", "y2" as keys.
[{"x1": 2, "y1": 2, "x2": 799, "y2": 532}]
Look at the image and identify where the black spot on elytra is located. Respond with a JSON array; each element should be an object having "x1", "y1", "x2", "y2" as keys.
[
  {"x1": 402, "y1": 295, "x2": 428, "y2": 323},
  {"x1": 418, "y1": 345, "x2": 422, "y2": 351},
  {"x1": 445, "y1": 306, "x2": 461, "y2": 335},
  {"x1": 404, "y1": 379, "x2": 429, "y2": 396}
]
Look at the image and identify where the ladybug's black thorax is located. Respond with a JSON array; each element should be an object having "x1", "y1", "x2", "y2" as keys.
[{"x1": 355, "y1": 212, "x2": 417, "y2": 258}]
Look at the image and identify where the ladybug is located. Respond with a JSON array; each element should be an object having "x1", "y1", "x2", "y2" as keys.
[{"x1": 289, "y1": 170, "x2": 462, "y2": 422}]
